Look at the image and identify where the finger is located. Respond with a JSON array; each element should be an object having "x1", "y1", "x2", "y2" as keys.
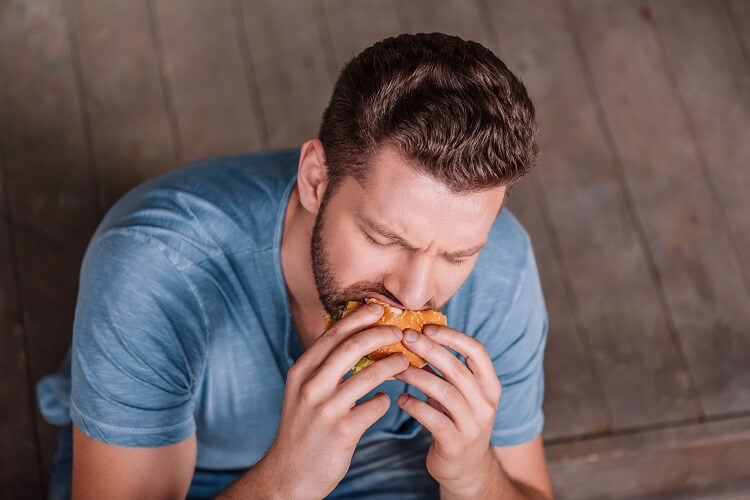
[
  {"x1": 422, "y1": 324, "x2": 502, "y2": 402},
  {"x1": 308, "y1": 325, "x2": 403, "y2": 391},
  {"x1": 422, "y1": 367, "x2": 448, "y2": 414},
  {"x1": 401, "y1": 329, "x2": 487, "y2": 411},
  {"x1": 397, "y1": 393, "x2": 458, "y2": 443},
  {"x1": 426, "y1": 396, "x2": 447, "y2": 414},
  {"x1": 394, "y1": 366, "x2": 474, "y2": 433},
  {"x1": 345, "y1": 391, "x2": 392, "y2": 437},
  {"x1": 331, "y1": 353, "x2": 409, "y2": 409},
  {"x1": 292, "y1": 302, "x2": 385, "y2": 379}
]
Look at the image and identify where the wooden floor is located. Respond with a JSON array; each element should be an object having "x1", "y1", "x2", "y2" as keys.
[{"x1": 1, "y1": 0, "x2": 749, "y2": 498}]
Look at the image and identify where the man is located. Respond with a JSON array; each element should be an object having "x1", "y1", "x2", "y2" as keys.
[{"x1": 37, "y1": 33, "x2": 552, "y2": 499}]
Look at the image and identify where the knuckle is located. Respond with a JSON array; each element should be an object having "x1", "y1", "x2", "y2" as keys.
[
  {"x1": 318, "y1": 401, "x2": 339, "y2": 422},
  {"x1": 286, "y1": 362, "x2": 304, "y2": 383},
  {"x1": 434, "y1": 414, "x2": 453, "y2": 434},
  {"x1": 339, "y1": 337, "x2": 362, "y2": 357},
  {"x1": 479, "y1": 403, "x2": 496, "y2": 423},
  {"x1": 323, "y1": 322, "x2": 340, "y2": 339},
  {"x1": 333, "y1": 418, "x2": 354, "y2": 438},
  {"x1": 298, "y1": 381, "x2": 319, "y2": 406},
  {"x1": 441, "y1": 384, "x2": 461, "y2": 404},
  {"x1": 442, "y1": 362, "x2": 462, "y2": 381},
  {"x1": 494, "y1": 381, "x2": 503, "y2": 402},
  {"x1": 387, "y1": 353, "x2": 408, "y2": 370},
  {"x1": 464, "y1": 423, "x2": 481, "y2": 441},
  {"x1": 362, "y1": 363, "x2": 387, "y2": 385},
  {"x1": 467, "y1": 337, "x2": 483, "y2": 352}
]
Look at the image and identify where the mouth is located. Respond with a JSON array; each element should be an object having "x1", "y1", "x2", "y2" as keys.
[{"x1": 363, "y1": 293, "x2": 405, "y2": 310}]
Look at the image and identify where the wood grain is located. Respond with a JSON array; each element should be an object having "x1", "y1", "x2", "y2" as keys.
[
  {"x1": 237, "y1": 0, "x2": 334, "y2": 149},
  {"x1": 320, "y1": 0, "x2": 405, "y2": 66},
  {"x1": 0, "y1": 204, "x2": 42, "y2": 497},
  {"x1": 647, "y1": 0, "x2": 750, "y2": 298},
  {"x1": 726, "y1": 0, "x2": 750, "y2": 59},
  {"x1": 68, "y1": 0, "x2": 178, "y2": 210},
  {"x1": 0, "y1": 0, "x2": 101, "y2": 492},
  {"x1": 485, "y1": 0, "x2": 700, "y2": 430},
  {"x1": 567, "y1": 0, "x2": 750, "y2": 417},
  {"x1": 396, "y1": 0, "x2": 495, "y2": 49},
  {"x1": 511, "y1": 174, "x2": 611, "y2": 440},
  {"x1": 546, "y1": 414, "x2": 750, "y2": 499},
  {"x1": 153, "y1": 0, "x2": 265, "y2": 161}
]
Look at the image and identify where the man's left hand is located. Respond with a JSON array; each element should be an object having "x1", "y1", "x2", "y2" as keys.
[{"x1": 394, "y1": 324, "x2": 503, "y2": 495}]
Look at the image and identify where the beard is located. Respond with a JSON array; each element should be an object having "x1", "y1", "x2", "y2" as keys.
[{"x1": 310, "y1": 188, "x2": 402, "y2": 315}]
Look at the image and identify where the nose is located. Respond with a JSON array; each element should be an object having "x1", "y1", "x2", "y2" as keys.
[{"x1": 383, "y1": 253, "x2": 435, "y2": 310}]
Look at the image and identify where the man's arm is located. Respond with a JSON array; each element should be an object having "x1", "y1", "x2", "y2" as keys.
[
  {"x1": 492, "y1": 435, "x2": 554, "y2": 499},
  {"x1": 72, "y1": 424, "x2": 196, "y2": 500},
  {"x1": 439, "y1": 435, "x2": 553, "y2": 500}
]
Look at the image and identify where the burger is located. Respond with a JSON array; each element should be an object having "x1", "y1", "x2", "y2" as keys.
[{"x1": 325, "y1": 298, "x2": 448, "y2": 374}]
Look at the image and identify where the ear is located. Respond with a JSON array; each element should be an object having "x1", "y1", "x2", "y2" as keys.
[{"x1": 297, "y1": 139, "x2": 329, "y2": 215}]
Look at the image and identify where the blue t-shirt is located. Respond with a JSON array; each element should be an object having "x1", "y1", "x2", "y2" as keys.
[{"x1": 37, "y1": 147, "x2": 547, "y2": 471}]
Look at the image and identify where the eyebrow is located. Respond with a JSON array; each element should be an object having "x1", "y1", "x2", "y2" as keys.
[{"x1": 355, "y1": 207, "x2": 486, "y2": 260}]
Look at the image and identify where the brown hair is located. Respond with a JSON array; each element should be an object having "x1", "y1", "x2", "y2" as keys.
[{"x1": 318, "y1": 32, "x2": 538, "y2": 197}]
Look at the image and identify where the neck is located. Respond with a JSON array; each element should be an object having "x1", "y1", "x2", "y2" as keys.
[{"x1": 280, "y1": 185, "x2": 327, "y2": 349}]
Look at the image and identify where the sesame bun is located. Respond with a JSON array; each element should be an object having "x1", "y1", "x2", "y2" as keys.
[{"x1": 325, "y1": 298, "x2": 448, "y2": 373}]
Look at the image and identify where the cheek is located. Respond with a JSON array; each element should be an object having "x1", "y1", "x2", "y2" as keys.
[
  {"x1": 326, "y1": 231, "x2": 395, "y2": 283},
  {"x1": 334, "y1": 234, "x2": 398, "y2": 283}
]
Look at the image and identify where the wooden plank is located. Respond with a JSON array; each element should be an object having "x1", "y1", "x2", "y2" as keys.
[
  {"x1": 546, "y1": 414, "x2": 750, "y2": 499},
  {"x1": 510, "y1": 176, "x2": 611, "y2": 440},
  {"x1": 68, "y1": 0, "x2": 179, "y2": 210},
  {"x1": 484, "y1": 0, "x2": 700, "y2": 430},
  {"x1": 237, "y1": 0, "x2": 334, "y2": 148},
  {"x1": 0, "y1": 0, "x2": 99, "y2": 241},
  {"x1": 320, "y1": 0, "x2": 405, "y2": 66},
  {"x1": 396, "y1": 0, "x2": 495, "y2": 49},
  {"x1": 13, "y1": 228, "x2": 86, "y2": 490},
  {"x1": 153, "y1": 0, "x2": 265, "y2": 161},
  {"x1": 566, "y1": 0, "x2": 750, "y2": 417},
  {"x1": 726, "y1": 0, "x2": 750, "y2": 59},
  {"x1": 0, "y1": 212, "x2": 43, "y2": 495},
  {"x1": 647, "y1": 0, "x2": 750, "y2": 297},
  {"x1": 0, "y1": 0, "x2": 102, "y2": 491}
]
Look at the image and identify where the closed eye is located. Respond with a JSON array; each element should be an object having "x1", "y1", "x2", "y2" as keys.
[
  {"x1": 365, "y1": 231, "x2": 471, "y2": 265},
  {"x1": 446, "y1": 257, "x2": 468, "y2": 266},
  {"x1": 364, "y1": 231, "x2": 397, "y2": 248}
]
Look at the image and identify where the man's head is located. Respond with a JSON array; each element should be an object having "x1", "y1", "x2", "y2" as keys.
[{"x1": 297, "y1": 33, "x2": 538, "y2": 314}]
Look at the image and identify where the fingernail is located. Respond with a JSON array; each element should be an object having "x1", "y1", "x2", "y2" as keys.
[
  {"x1": 398, "y1": 394, "x2": 408, "y2": 405},
  {"x1": 403, "y1": 329, "x2": 418, "y2": 343},
  {"x1": 367, "y1": 302, "x2": 383, "y2": 314},
  {"x1": 423, "y1": 325, "x2": 437, "y2": 336}
]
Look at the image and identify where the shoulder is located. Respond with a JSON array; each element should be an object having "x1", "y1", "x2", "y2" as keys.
[{"x1": 92, "y1": 147, "x2": 300, "y2": 269}]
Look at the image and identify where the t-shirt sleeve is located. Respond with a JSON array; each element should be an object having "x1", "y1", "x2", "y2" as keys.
[
  {"x1": 488, "y1": 244, "x2": 547, "y2": 447},
  {"x1": 457, "y1": 238, "x2": 548, "y2": 448},
  {"x1": 70, "y1": 231, "x2": 207, "y2": 447}
]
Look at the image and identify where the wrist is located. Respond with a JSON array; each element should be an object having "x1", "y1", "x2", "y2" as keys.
[
  {"x1": 253, "y1": 449, "x2": 321, "y2": 500},
  {"x1": 216, "y1": 452, "x2": 288, "y2": 500},
  {"x1": 439, "y1": 447, "x2": 501, "y2": 499}
]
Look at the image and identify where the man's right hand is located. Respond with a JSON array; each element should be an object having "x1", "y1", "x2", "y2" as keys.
[{"x1": 228, "y1": 301, "x2": 409, "y2": 499}]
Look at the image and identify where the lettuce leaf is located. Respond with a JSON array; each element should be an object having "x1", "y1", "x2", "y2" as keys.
[{"x1": 352, "y1": 357, "x2": 374, "y2": 374}]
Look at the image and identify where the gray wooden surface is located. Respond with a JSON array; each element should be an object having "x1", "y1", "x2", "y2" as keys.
[{"x1": 1, "y1": 0, "x2": 748, "y2": 498}]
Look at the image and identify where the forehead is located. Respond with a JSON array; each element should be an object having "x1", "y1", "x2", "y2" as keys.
[{"x1": 342, "y1": 145, "x2": 506, "y2": 239}]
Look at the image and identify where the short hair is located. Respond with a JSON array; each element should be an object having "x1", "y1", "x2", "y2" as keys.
[{"x1": 318, "y1": 32, "x2": 538, "y2": 196}]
